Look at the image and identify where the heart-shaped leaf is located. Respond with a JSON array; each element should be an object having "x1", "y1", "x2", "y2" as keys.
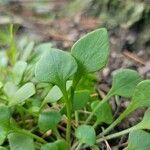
[
  {"x1": 9, "y1": 82, "x2": 35, "y2": 106},
  {"x1": 12, "y1": 61, "x2": 27, "y2": 85},
  {"x1": 38, "y1": 110, "x2": 61, "y2": 132},
  {"x1": 71, "y1": 28, "x2": 109, "y2": 75},
  {"x1": 91, "y1": 100, "x2": 113, "y2": 124},
  {"x1": 8, "y1": 132, "x2": 35, "y2": 150},
  {"x1": 73, "y1": 90, "x2": 90, "y2": 110},
  {"x1": 127, "y1": 130, "x2": 150, "y2": 150},
  {"x1": 110, "y1": 69, "x2": 142, "y2": 98},
  {"x1": 35, "y1": 48, "x2": 77, "y2": 90},
  {"x1": 75, "y1": 125, "x2": 96, "y2": 146}
]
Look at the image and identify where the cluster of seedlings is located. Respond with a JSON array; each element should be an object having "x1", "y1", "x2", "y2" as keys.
[{"x1": 0, "y1": 27, "x2": 150, "y2": 150}]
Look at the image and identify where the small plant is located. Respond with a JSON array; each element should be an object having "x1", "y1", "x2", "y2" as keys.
[{"x1": 0, "y1": 27, "x2": 150, "y2": 150}]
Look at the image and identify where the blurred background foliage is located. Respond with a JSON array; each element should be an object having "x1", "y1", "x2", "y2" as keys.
[{"x1": 0, "y1": 0, "x2": 149, "y2": 67}]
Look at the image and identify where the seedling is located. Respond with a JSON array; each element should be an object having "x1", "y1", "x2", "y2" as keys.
[{"x1": 0, "y1": 27, "x2": 150, "y2": 150}]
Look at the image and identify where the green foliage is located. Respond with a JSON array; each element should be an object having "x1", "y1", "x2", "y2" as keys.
[
  {"x1": 12, "y1": 61, "x2": 27, "y2": 85},
  {"x1": 0, "y1": 27, "x2": 149, "y2": 150},
  {"x1": 41, "y1": 140, "x2": 68, "y2": 150},
  {"x1": 127, "y1": 130, "x2": 150, "y2": 150},
  {"x1": 0, "y1": 105, "x2": 10, "y2": 129},
  {"x1": 38, "y1": 110, "x2": 61, "y2": 131},
  {"x1": 109, "y1": 69, "x2": 142, "y2": 98},
  {"x1": 35, "y1": 48, "x2": 77, "y2": 90},
  {"x1": 131, "y1": 80, "x2": 150, "y2": 109},
  {"x1": 71, "y1": 28, "x2": 109, "y2": 76},
  {"x1": 91, "y1": 100, "x2": 113, "y2": 124},
  {"x1": 43, "y1": 80, "x2": 72, "y2": 104},
  {"x1": 8, "y1": 133, "x2": 35, "y2": 150},
  {"x1": 9, "y1": 82, "x2": 36, "y2": 106},
  {"x1": 73, "y1": 90, "x2": 90, "y2": 110},
  {"x1": 75, "y1": 125, "x2": 96, "y2": 146}
]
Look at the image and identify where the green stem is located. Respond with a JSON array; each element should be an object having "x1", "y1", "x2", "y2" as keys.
[
  {"x1": 54, "y1": 128, "x2": 62, "y2": 139},
  {"x1": 62, "y1": 87, "x2": 72, "y2": 145},
  {"x1": 85, "y1": 93, "x2": 112, "y2": 124},
  {"x1": 96, "y1": 125, "x2": 137, "y2": 143},
  {"x1": 98, "y1": 104, "x2": 133, "y2": 137},
  {"x1": 75, "y1": 111, "x2": 79, "y2": 126},
  {"x1": 14, "y1": 128, "x2": 47, "y2": 144}
]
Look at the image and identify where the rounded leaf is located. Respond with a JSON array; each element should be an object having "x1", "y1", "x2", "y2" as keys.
[
  {"x1": 41, "y1": 143, "x2": 58, "y2": 150},
  {"x1": 9, "y1": 82, "x2": 35, "y2": 106},
  {"x1": 35, "y1": 48, "x2": 77, "y2": 87},
  {"x1": 71, "y1": 28, "x2": 109, "y2": 74},
  {"x1": 131, "y1": 80, "x2": 150, "y2": 108},
  {"x1": 110, "y1": 69, "x2": 142, "y2": 98},
  {"x1": 38, "y1": 110, "x2": 61, "y2": 131},
  {"x1": 75, "y1": 125, "x2": 96, "y2": 146},
  {"x1": 8, "y1": 132, "x2": 35, "y2": 150},
  {"x1": 73, "y1": 90, "x2": 90, "y2": 110},
  {"x1": 91, "y1": 100, "x2": 113, "y2": 124},
  {"x1": 127, "y1": 130, "x2": 150, "y2": 150}
]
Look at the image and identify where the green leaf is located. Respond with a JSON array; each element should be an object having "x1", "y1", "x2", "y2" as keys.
[
  {"x1": 38, "y1": 110, "x2": 61, "y2": 132},
  {"x1": 44, "y1": 80, "x2": 72, "y2": 104},
  {"x1": 12, "y1": 61, "x2": 27, "y2": 85},
  {"x1": 131, "y1": 80, "x2": 150, "y2": 109},
  {"x1": 75, "y1": 125, "x2": 96, "y2": 146},
  {"x1": 0, "y1": 146, "x2": 7, "y2": 150},
  {"x1": 3, "y1": 82, "x2": 18, "y2": 98},
  {"x1": 91, "y1": 100, "x2": 113, "y2": 124},
  {"x1": 55, "y1": 139, "x2": 69, "y2": 150},
  {"x1": 21, "y1": 41, "x2": 34, "y2": 61},
  {"x1": 35, "y1": 43, "x2": 52, "y2": 54},
  {"x1": 137, "y1": 108, "x2": 150, "y2": 129},
  {"x1": 73, "y1": 90, "x2": 90, "y2": 110},
  {"x1": 35, "y1": 48, "x2": 77, "y2": 89},
  {"x1": 71, "y1": 28, "x2": 109, "y2": 74},
  {"x1": 8, "y1": 132, "x2": 35, "y2": 150},
  {"x1": 110, "y1": 69, "x2": 142, "y2": 98},
  {"x1": 41, "y1": 140, "x2": 68, "y2": 150},
  {"x1": 9, "y1": 82, "x2": 35, "y2": 106},
  {"x1": 127, "y1": 130, "x2": 150, "y2": 150},
  {"x1": 0, "y1": 127, "x2": 7, "y2": 145},
  {"x1": 41, "y1": 143, "x2": 58, "y2": 150},
  {"x1": 0, "y1": 82, "x2": 3, "y2": 89},
  {"x1": 0, "y1": 105, "x2": 11, "y2": 129}
]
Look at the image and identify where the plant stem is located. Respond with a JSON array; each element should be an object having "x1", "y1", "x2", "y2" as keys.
[
  {"x1": 75, "y1": 143, "x2": 82, "y2": 150},
  {"x1": 62, "y1": 88, "x2": 72, "y2": 145},
  {"x1": 75, "y1": 111, "x2": 79, "y2": 126},
  {"x1": 54, "y1": 128, "x2": 62, "y2": 139},
  {"x1": 98, "y1": 105, "x2": 133, "y2": 138},
  {"x1": 85, "y1": 93, "x2": 112, "y2": 124},
  {"x1": 96, "y1": 126, "x2": 137, "y2": 143},
  {"x1": 14, "y1": 128, "x2": 47, "y2": 144}
]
